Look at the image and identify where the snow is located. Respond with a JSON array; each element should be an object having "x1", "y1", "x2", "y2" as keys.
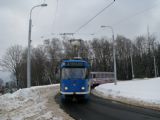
[
  {"x1": 93, "y1": 77, "x2": 160, "y2": 110},
  {"x1": 1, "y1": 78, "x2": 159, "y2": 119},
  {"x1": 0, "y1": 84, "x2": 73, "y2": 120}
]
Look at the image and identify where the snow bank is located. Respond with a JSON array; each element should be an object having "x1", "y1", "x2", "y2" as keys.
[
  {"x1": 93, "y1": 77, "x2": 160, "y2": 110},
  {"x1": 0, "y1": 84, "x2": 73, "y2": 120}
]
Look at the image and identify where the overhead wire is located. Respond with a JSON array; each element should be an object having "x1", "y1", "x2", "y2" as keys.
[
  {"x1": 112, "y1": 4, "x2": 159, "y2": 27},
  {"x1": 74, "y1": 0, "x2": 115, "y2": 33}
]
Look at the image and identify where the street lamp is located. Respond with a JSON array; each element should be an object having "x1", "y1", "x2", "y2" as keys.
[
  {"x1": 27, "y1": 3, "x2": 47, "y2": 88},
  {"x1": 101, "y1": 25, "x2": 117, "y2": 85}
]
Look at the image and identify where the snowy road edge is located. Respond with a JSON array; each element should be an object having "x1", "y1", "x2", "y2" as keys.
[
  {"x1": 0, "y1": 84, "x2": 75, "y2": 120},
  {"x1": 92, "y1": 89, "x2": 160, "y2": 111}
]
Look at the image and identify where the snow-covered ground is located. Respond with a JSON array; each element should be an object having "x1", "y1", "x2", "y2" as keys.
[
  {"x1": 93, "y1": 77, "x2": 160, "y2": 110},
  {"x1": 0, "y1": 84, "x2": 73, "y2": 120}
]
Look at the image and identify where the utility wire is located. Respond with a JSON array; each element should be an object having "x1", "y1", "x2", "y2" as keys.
[
  {"x1": 75, "y1": 0, "x2": 115, "y2": 33},
  {"x1": 112, "y1": 4, "x2": 158, "y2": 26}
]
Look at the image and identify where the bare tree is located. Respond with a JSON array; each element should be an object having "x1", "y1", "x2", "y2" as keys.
[
  {"x1": 31, "y1": 46, "x2": 47, "y2": 85},
  {"x1": 116, "y1": 35, "x2": 132, "y2": 80},
  {"x1": 90, "y1": 37, "x2": 113, "y2": 71},
  {"x1": 0, "y1": 45, "x2": 23, "y2": 88},
  {"x1": 44, "y1": 38, "x2": 63, "y2": 83}
]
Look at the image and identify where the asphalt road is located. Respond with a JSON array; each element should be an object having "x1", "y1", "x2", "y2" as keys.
[{"x1": 55, "y1": 94, "x2": 160, "y2": 120}]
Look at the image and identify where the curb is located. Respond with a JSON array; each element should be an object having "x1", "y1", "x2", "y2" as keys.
[{"x1": 92, "y1": 89, "x2": 160, "y2": 111}]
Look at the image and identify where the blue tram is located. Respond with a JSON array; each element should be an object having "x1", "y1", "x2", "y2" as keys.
[{"x1": 60, "y1": 58, "x2": 90, "y2": 101}]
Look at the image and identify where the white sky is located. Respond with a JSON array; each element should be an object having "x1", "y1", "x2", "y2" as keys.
[{"x1": 1, "y1": 0, "x2": 160, "y2": 81}]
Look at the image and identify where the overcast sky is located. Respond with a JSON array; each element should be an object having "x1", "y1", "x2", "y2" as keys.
[{"x1": 1, "y1": 0, "x2": 160, "y2": 81}]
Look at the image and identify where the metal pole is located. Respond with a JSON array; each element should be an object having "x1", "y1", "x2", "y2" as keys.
[
  {"x1": 130, "y1": 44, "x2": 135, "y2": 79},
  {"x1": 27, "y1": 3, "x2": 47, "y2": 88},
  {"x1": 153, "y1": 55, "x2": 157, "y2": 77},
  {"x1": 152, "y1": 41, "x2": 157, "y2": 78},
  {"x1": 112, "y1": 33, "x2": 117, "y2": 85},
  {"x1": 27, "y1": 19, "x2": 32, "y2": 88}
]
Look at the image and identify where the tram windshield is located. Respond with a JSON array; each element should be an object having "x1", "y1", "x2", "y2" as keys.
[{"x1": 61, "y1": 68, "x2": 88, "y2": 79}]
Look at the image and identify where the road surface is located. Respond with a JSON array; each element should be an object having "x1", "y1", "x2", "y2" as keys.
[{"x1": 55, "y1": 94, "x2": 160, "y2": 120}]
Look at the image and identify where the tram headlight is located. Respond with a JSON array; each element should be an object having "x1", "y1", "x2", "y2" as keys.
[
  {"x1": 64, "y1": 87, "x2": 68, "y2": 90},
  {"x1": 81, "y1": 86, "x2": 85, "y2": 90}
]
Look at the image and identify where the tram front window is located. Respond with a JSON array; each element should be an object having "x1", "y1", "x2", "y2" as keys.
[{"x1": 62, "y1": 68, "x2": 87, "y2": 79}]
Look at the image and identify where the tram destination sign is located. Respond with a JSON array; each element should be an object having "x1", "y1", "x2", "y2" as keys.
[{"x1": 65, "y1": 62, "x2": 84, "y2": 67}]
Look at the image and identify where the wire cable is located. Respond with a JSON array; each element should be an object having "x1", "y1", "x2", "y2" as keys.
[
  {"x1": 74, "y1": 0, "x2": 115, "y2": 33},
  {"x1": 112, "y1": 4, "x2": 158, "y2": 27}
]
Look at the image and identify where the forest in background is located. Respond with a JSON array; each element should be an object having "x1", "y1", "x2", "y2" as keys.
[{"x1": 0, "y1": 34, "x2": 160, "y2": 88}]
